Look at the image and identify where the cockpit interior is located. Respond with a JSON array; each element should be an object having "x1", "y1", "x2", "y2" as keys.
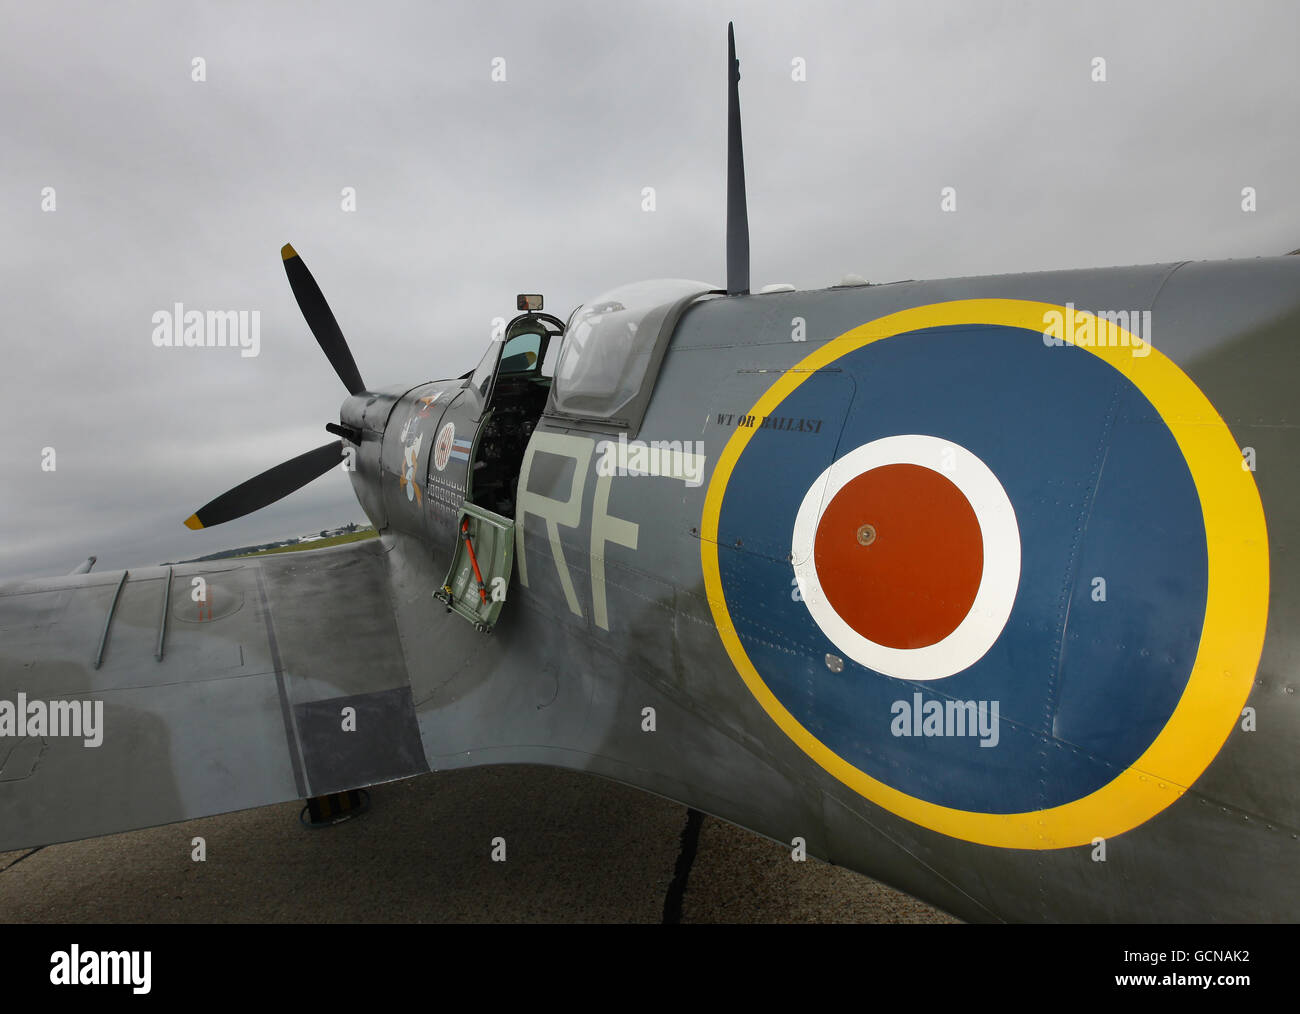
[{"x1": 467, "y1": 298, "x2": 564, "y2": 517}]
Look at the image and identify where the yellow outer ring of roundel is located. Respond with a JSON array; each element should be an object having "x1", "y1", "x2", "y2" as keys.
[{"x1": 699, "y1": 298, "x2": 1269, "y2": 850}]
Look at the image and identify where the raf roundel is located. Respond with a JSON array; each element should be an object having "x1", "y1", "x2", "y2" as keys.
[
  {"x1": 433, "y1": 421, "x2": 456, "y2": 472},
  {"x1": 792, "y1": 434, "x2": 1020, "y2": 681},
  {"x1": 700, "y1": 299, "x2": 1268, "y2": 850}
]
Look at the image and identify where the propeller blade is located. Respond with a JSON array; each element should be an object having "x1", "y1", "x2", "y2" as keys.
[
  {"x1": 183, "y1": 441, "x2": 344, "y2": 530},
  {"x1": 281, "y1": 244, "x2": 366, "y2": 395}
]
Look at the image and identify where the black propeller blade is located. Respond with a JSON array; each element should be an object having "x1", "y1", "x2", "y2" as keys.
[
  {"x1": 281, "y1": 243, "x2": 366, "y2": 395},
  {"x1": 185, "y1": 245, "x2": 366, "y2": 530},
  {"x1": 183, "y1": 441, "x2": 344, "y2": 530}
]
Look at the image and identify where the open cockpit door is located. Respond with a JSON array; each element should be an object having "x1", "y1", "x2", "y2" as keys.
[
  {"x1": 434, "y1": 502, "x2": 516, "y2": 632},
  {"x1": 432, "y1": 298, "x2": 564, "y2": 631}
]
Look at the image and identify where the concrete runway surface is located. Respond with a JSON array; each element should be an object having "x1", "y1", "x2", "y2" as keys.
[{"x1": 0, "y1": 764, "x2": 958, "y2": 923}]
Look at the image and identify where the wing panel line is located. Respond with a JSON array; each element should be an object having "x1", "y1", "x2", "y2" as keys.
[{"x1": 254, "y1": 566, "x2": 309, "y2": 798}]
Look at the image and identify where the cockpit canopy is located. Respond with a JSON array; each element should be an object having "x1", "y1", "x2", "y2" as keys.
[{"x1": 548, "y1": 279, "x2": 716, "y2": 432}]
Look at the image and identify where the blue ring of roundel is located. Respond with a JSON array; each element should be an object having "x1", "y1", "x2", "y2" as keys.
[{"x1": 715, "y1": 323, "x2": 1208, "y2": 813}]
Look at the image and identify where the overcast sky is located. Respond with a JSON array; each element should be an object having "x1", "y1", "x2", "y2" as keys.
[{"x1": 3, "y1": 0, "x2": 1297, "y2": 579}]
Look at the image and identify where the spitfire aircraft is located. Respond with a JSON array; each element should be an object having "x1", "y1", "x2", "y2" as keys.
[{"x1": 2, "y1": 24, "x2": 1296, "y2": 923}]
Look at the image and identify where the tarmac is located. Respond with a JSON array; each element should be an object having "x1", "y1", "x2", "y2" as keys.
[{"x1": 0, "y1": 764, "x2": 958, "y2": 923}]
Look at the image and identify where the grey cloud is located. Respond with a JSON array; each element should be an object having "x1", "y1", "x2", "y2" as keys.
[{"x1": 3, "y1": 0, "x2": 1297, "y2": 577}]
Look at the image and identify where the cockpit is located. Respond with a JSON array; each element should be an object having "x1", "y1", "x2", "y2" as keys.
[
  {"x1": 433, "y1": 281, "x2": 717, "y2": 631},
  {"x1": 467, "y1": 296, "x2": 565, "y2": 516},
  {"x1": 463, "y1": 280, "x2": 716, "y2": 518}
]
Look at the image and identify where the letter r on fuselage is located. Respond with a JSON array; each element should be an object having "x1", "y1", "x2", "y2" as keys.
[{"x1": 515, "y1": 432, "x2": 593, "y2": 617}]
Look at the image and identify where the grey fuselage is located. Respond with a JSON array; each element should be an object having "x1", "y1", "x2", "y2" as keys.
[{"x1": 340, "y1": 256, "x2": 1300, "y2": 923}]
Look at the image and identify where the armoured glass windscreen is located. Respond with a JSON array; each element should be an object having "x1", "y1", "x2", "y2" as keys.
[
  {"x1": 499, "y1": 333, "x2": 540, "y2": 374},
  {"x1": 551, "y1": 279, "x2": 714, "y2": 421}
]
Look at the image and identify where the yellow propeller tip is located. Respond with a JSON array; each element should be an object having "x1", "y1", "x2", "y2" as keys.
[
  {"x1": 281, "y1": 243, "x2": 297, "y2": 260},
  {"x1": 183, "y1": 514, "x2": 204, "y2": 531}
]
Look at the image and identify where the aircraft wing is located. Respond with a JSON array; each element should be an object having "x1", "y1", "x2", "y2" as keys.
[{"x1": 0, "y1": 537, "x2": 427, "y2": 851}]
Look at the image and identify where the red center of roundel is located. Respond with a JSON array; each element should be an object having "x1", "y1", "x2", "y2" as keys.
[{"x1": 813, "y1": 463, "x2": 984, "y2": 650}]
